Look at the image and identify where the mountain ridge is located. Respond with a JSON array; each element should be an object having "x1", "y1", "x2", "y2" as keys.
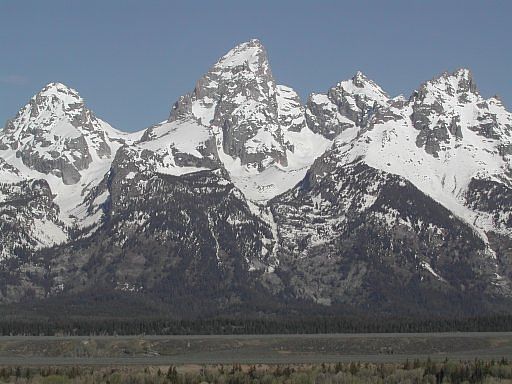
[{"x1": 0, "y1": 39, "x2": 511, "y2": 317}]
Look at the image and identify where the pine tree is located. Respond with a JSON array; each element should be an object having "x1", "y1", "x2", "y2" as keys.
[{"x1": 167, "y1": 365, "x2": 178, "y2": 384}]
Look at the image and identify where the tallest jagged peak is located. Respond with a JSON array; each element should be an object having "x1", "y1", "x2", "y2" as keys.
[
  {"x1": 236, "y1": 38, "x2": 264, "y2": 49},
  {"x1": 169, "y1": 37, "x2": 284, "y2": 170},
  {"x1": 214, "y1": 39, "x2": 270, "y2": 75}
]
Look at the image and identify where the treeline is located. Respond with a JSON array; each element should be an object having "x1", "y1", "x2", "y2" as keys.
[
  {"x1": 0, "y1": 314, "x2": 510, "y2": 336},
  {"x1": 0, "y1": 359, "x2": 511, "y2": 384}
]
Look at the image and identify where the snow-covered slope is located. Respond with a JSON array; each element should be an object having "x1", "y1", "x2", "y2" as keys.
[
  {"x1": 267, "y1": 69, "x2": 512, "y2": 307},
  {"x1": 0, "y1": 83, "x2": 141, "y2": 257},
  {"x1": 328, "y1": 69, "x2": 512, "y2": 239},
  {"x1": 125, "y1": 39, "x2": 330, "y2": 202},
  {"x1": 135, "y1": 119, "x2": 219, "y2": 175}
]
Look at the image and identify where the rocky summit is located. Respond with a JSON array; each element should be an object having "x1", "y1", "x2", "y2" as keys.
[{"x1": 0, "y1": 39, "x2": 511, "y2": 317}]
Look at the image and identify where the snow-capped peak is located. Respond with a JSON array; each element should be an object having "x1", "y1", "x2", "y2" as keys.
[
  {"x1": 2, "y1": 82, "x2": 82, "y2": 134},
  {"x1": 204, "y1": 38, "x2": 273, "y2": 99},
  {"x1": 320, "y1": 67, "x2": 512, "y2": 247},
  {"x1": 215, "y1": 39, "x2": 270, "y2": 74},
  {"x1": 415, "y1": 68, "x2": 478, "y2": 104},
  {"x1": 353, "y1": 70, "x2": 366, "y2": 82},
  {"x1": 167, "y1": 38, "x2": 287, "y2": 173},
  {"x1": 332, "y1": 71, "x2": 390, "y2": 106},
  {"x1": 0, "y1": 82, "x2": 137, "y2": 230},
  {"x1": 305, "y1": 72, "x2": 391, "y2": 140},
  {"x1": 408, "y1": 67, "x2": 511, "y2": 152},
  {"x1": 36, "y1": 82, "x2": 83, "y2": 103},
  {"x1": 351, "y1": 70, "x2": 382, "y2": 90},
  {"x1": 130, "y1": 40, "x2": 331, "y2": 202},
  {"x1": 452, "y1": 67, "x2": 472, "y2": 79}
]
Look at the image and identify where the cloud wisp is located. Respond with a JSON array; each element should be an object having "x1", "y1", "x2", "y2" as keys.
[{"x1": 0, "y1": 75, "x2": 29, "y2": 86}]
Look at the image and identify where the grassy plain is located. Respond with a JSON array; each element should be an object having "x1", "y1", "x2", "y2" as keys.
[{"x1": 0, "y1": 333, "x2": 510, "y2": 365}]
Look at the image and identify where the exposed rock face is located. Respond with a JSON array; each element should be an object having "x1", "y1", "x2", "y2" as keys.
[
  {"x1": 0, "y1": 178, "x2": 66, "y2": 262},
  {"x1": 406, "y1": 69, "x2": 512, "y2": 245},
  {"x1": 0, "y1": 83, "x2": 122, "y2": 185},
  {"x1": 168, "y1": 39, "x2": 288, "y2": 170},
  {"x1": 270, "y1": 151, "x2": 508, "y2": 312},
  {"x1": 1, "y1": 165, "x2": 278, "y2": 309},
  {"x1": 409, "y1": 69, "x2": 509, "y2": 157},
  {"x1": 306, "y1": 71, "x2": 390, "y2": 139},
  {"x1": 276, "y1": 85, "x2": 307, "y2": 134},
  {"x1": 0, "y1": 42, "x2": 511, "y2": 316}
]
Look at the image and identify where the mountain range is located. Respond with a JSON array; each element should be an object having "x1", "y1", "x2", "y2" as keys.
[{"x1": 1, "y1": 39, "x2": 511, "y2": 318}]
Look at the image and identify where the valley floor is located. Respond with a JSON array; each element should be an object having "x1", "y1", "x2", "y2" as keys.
[{"x1": 0, "y1": 332, "x2": 510, "y2": 365}]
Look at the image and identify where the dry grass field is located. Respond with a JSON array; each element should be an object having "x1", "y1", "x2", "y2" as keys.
[{"x1": 0, "y1": 333, "x2": 510, "y2": 365}]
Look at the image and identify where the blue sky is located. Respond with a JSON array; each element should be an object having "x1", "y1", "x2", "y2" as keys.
[{"x1": 1, "y1": 0, "x2": 510, "y2": 132}]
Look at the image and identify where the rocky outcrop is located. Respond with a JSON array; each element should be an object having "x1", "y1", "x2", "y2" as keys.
[
  {"x1": 306, "y1": 72, "x2": 390, "y2": 139},
  {"x1": 270, "y1": 152, "x2": 508, "y2": 312},
  {"x1": 0, "y1": 178, "x2": 66, "y2": 262}
]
